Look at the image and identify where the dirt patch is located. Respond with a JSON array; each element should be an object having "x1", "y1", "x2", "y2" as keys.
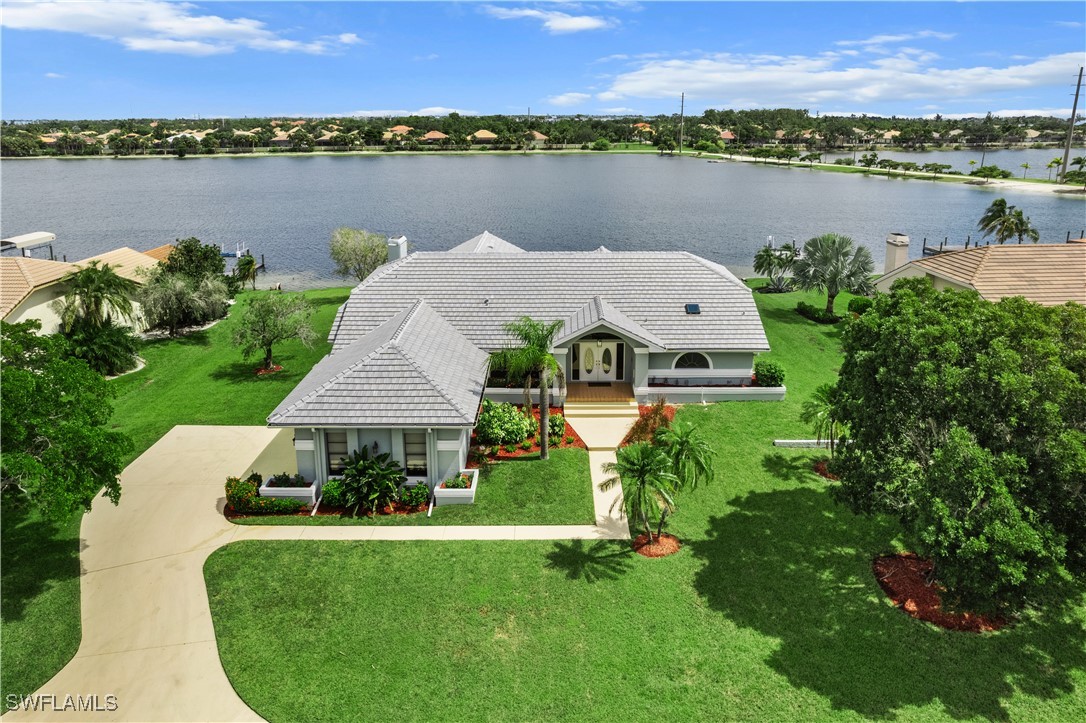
[
  {"x1": 813, "y1": 459, "x2": 838, "y2": 480},
  {"x1": 632, "y1": 532, "x2": 681, "y2": 558},
  {"x1": 873, "y1": 553, "x2": 1008, "y2": 633}
]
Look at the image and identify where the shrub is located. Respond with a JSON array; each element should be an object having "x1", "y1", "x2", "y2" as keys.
[
  {"x1": 565, "y1": 435, "x2": 575, "y2": 445},
  {"x1": 834, "y1": 158, "x2": 856, "y2": 166},
  {"x1": 399, "y1": 483, "x2": 430, "y2": 507},
  {"x1": 489, "y1": 445, "x2": 501, "y2": 457},
  {"x1": 504, "y1": 444, "x2": 516, "y2": 454},
  {"x1": 580, "y1": 142, "x2": 590, "y2": 150},
  {"x1": 847, "y1": 297, "x2": 874, "y2": 316},
  {"x1": 969, "y1": 165, "x2": 1013, "y2": 179},
  {"x1": 266, "y1": 472, "x2": 309, "y2": 487},
  {"x1": 64, "y1": 318, "x2": 141, "y2": 376},
  {"x1": 623, "y1": 397, "x2": 672, "y2": 445},
  {"x1": 753, "y1": 359, "x2": 785, "y2": 387},
  {"x1": 549, "y1": 412, "x2": 567, "y2": 438},
  {"x1": 520, "y1": 439, "x2": 533, "y2": 450},
  {"x1": 591, "y1": 138, "x2": 611, "y2": 151},
  {"x1": 321, "y1": 478, "x2": 344, "y2": 507},
  {"x1": 475, "y1": 400, "x2": 532, "y2": 445},
  {"x1": 796, "y1": 301, "x2": 841, "y2": 324},
  {"x1": 224, "y1": 473, "x2": 305, "y2": 515},
  {"x1": 442, "y1": 473, "x2": 472, "y2": 489},
  {"x1": 340, "y1": 447, "x2": 406, "y2": 516}
]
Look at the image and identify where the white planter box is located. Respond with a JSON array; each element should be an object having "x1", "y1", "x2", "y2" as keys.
[
  {"x1": 259, "y1": 479, "x2": 319, "y2": 505},
  {"x1": 433, "y1": 468, "x2": 479, "y2": 505}
]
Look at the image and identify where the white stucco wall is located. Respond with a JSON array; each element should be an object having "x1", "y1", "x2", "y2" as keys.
[{"x1": 6, "y1": 285, "x2": 148, "y2": 333}]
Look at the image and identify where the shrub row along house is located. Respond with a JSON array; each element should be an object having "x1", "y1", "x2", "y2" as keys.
[{"x1": 269, "y1": 232, "x2": 777, "y2": 487}]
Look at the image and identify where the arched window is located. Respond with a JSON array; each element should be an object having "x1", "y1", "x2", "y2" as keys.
[{"x1": 673, "y1": 352, "x2": 711, "y2": 370}]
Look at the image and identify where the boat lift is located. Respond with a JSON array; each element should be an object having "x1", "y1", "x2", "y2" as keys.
[{"x1": 1, "y1": 231, "x2": 57, "y2": 259}]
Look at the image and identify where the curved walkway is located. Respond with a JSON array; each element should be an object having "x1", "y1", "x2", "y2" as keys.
[{"x1": 6, "y1": 424, "x2": 629, "y2": 722}]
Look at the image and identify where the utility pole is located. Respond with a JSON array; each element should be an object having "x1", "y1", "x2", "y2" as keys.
[
  {"x1": 678, "y1": 92, "x2": 685, "y2": 155},
  {"x1": 1059, "y1": 66, "x2": 1083, "y2": 184}
]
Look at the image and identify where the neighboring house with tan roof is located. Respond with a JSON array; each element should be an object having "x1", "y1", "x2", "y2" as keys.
[
  {"x1": 1, "y1": 257, "x2": 79, "y2": 332},
  {"x1": 470, "y1": 129, "x2": 497, "y2": 143},
  {"x1": 78, "y1": 247, "x2": 159, "y2": 284},
  {"x1": 142, "y1": 244, "x2": 175, "y2": 263},
  {"x1": 875, "y1": 244, "x2": 1086, "y2": 306},
  {"x1": 422, "y1": 130, "x2": 448, "y2": 143}
]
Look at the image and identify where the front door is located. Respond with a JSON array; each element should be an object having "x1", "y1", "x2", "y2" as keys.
[{"x1": 580, "y1": 342, "x2": 618, "y2": 382}]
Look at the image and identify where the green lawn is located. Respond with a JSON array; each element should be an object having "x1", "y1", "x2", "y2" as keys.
[
  {"x1": 110, "y1": 287, "x2": 351, "y2": 464},
  {"x1": 0, "y1": 503, "x2": 82, "y2": 701},
  {"x1": 203, "y1": 285, "x2": 1086, "y2": 721},
  {"x1": 231, "y1": 447, "x2": 595, "y2": 526}
]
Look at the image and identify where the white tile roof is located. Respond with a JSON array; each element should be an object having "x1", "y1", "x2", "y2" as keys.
[
  {"x1": 447, "y1": 231, "x2": 524, "y2": 254},
  {"x1": 328, "y1": 245, "x2": 769, "y2": 353},
  {"x1": 268, "y1": 300, "x2": 489, "y2": 427}
]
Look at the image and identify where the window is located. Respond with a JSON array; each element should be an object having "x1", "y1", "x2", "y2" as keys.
[
  {"x1": 571, "y1": 345, "x2": 580, "y2": 381},
  {"x1": 325, "y1": 430, "x2": 348, "y2": 475},
  {"x1": 673, "y1": 352, "x2": 711, "y2": 369},
  {"x1": 615, "y1": 343, "x2": 625, "y2": 379},
  {"x1": 404, "y1": 431, "x2": 427, "y2": 477}
]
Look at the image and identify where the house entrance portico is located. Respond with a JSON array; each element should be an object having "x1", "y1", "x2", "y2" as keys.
[{"x1": 577, "y1": 340, "x2": 620, "y2": 382}]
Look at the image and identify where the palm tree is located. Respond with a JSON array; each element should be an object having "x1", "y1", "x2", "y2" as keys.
[
  {"x1": 653, "y1": 422, "x2": 715, "y2": 534},
  {"x1": 599, "y1": 442, "x2": 677, "y2": 542},
  {"x1": 800, "y1": 383, "x2": 841, "y2": 457},
  {"x1": 753, "y1": 244, "x2": 796, "y2": 292},
  {"x1": 791, "y1": 234, "x2": 875, "y2": 316},
  {"x1": 234, "y1": 253, "x2": 258, "y2": 290},
  {"x1": 492, "y1": 316, "x2": 566, "y2": 460},
  {"x1": 54, "y1": 261, "x2": 138, "y2": 332},
  {"x1": 1020, "y1": 162, "x2": 1031, "y2": 179},
  {"x1": 1047, "y1": 157, "x2": 1062, "y2": 181},
  {"x1": 977, "y1": 198, "x2": 1018, "y2": 245},
  {"x1": 1011, "y1": 209, "x2": 1040, "y2": 244}
]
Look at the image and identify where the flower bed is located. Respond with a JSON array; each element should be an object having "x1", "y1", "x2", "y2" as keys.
[
  {"x1": 434, "y1": 468, "x2": 479, "y2": 505},
  {"x1": 469, "y1": 406, "x2": 587, "y2": 464}
]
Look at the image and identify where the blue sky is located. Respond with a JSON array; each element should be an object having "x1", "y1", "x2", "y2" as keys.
[{"x1": 2, "y1": 1, "x2": 1084, "y2": 120}]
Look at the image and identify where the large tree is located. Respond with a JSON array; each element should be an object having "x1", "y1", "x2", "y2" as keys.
[
  {"x1": 977, "y1": 198, "x2": 1018, "y2": 245},
  {"x1": 162, "y1": 237, "x2": 226, "y2": 281},
  {"x1": 491, "y1": 317, "x2": 566, "y2": 460},
  {"x1": 830, "y1": 278, "x2": 1086, "y2": 613},
  {"x1": 139, "y1": 268, "x2": 228, "y2": 336},
  {"x1": 599, "y1": 442, "x2": 677, "y2": 543},
  {"x1": 791, "y1": 234, "x2": 875, "y2": 316},
  {"x1": 329, "y1": 227, "x2": 389, "y2": 282},
  {"x1": 1, "y1": 321, "x2": 131, "y2": 517},
  {"x1": 232, "y1": 293, "x2": 316, "y2": 371},
  {"x1": 753, "y1": 243, "x2": 797, "y2": 293}
]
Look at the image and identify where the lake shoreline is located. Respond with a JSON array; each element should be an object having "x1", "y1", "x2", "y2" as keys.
[{"x1": 7, "y1": 147, "x2": 1083, "y2": 197}]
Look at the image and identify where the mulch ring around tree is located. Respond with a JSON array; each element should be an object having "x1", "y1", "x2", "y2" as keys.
[
  {"x1": 812, "y1": 459, "x2": 839, "y2": 480},
  {"x1": 873, "y1": 553, "x2": 1008, "y2": 633},
  {"x1": 255, "y1": 364, "x2": 283, "y2": 376},
  {"x1": 632, "y1": 532, "x2": 682, "y2": 558},
  {"x1": 468, "y1": 406, "x2": 588, "y2": 464}
]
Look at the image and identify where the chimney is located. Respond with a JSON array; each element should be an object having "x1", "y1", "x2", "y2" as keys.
[
  {"x1": 387, "y1": 235, "x2": 408, "y2": 262},
  {"x1": 884, "y1": 233, "x2": 909, "y2": 274}
]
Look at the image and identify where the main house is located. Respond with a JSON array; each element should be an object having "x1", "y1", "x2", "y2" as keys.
[{"x1": 269, "y1": 232, "x2": 777, "y2": 487}]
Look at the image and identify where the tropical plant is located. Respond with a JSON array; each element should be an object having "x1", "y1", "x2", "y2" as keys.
[
  {"x1": 1, "y1": 320, "x2": 131, "y2": 517},
  {"x1": 491, "y1": 317, "x2": 566, "y2": 460},
  {"x1": 791, "y1": 234, "x2": 875, "y2": 316},
  {"x1": 139, "y1": 268, "x2": 228, "y2": 336},
  {"x1": 329, "y1": 227, "x2": 389, "y2": 282},
  {"x1": 53, "y1": 261, "x2": 138, "y2": 332},
  {"x1": 1010, "y1": 209, "x2": 1040, "y2": 244},
  {"x1": 599, "y1": 442, "x2": 677, "y2": 542},
  {"x1": 977, "y1": 198, "x2": 1019, "y2": 245},
  {"x1": 753, "y1": 243, "x2": 797, "y2": 293},
  {"x1": 399, "y1": 483, "x2": 430, "y2": 507},
  {"x1": 339, "y1": 447, "x2": 406, "y2": 516},
  {"x1": 655, "y1": 422, "x2": 715, "y2": 492},
  {"x1": 1020, "y1": 162, "x2": 1030, "y2": 179},
  {"x1": 64, "y1": 317, "x2": 140, "y2": 376},
  {"x1": 1047, "y1": 157, "x2": 1062, "y2": 181},
  {"x1": 320, "y1": 478, "x2": 345, "y2": 507},
  {"x1": 800, "y1": 383, "x2": 841, "y2": 456},
  {"x1": 232, "y1": 293, "x2": 316, "y2": 370},
  {"x1": 234, "y1": 254, "x2": 258, "y2": 290}
]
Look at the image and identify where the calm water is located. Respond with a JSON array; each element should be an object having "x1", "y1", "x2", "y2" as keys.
[{"x1": 2, "y1": 154, "x2": 1083, "y2": 286}]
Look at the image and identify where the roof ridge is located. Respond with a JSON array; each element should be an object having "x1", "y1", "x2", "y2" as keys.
[
  {"x1": 390, "y1": 299, "x2": 425, "y2": 343},
  {"x1": 680, "y1": 251, "x2": 745, "y2": 288},
  {"x1": 397, "y1": 343, "x2": 474, "y2": 423}
]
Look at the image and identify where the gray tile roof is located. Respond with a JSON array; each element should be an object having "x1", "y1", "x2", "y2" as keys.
[
  {"x1": 269, "y1": 300, "x2": 489, "y2": 428},
  {"x1": 330, "y1": 248, "x2": 768, "y2": 353},
  {"x1": 556, "y1": 295, "x2": 666, "y2": 348},
  {"x1": 447, "y1": 231, "x2": 525, "y2": 254}
]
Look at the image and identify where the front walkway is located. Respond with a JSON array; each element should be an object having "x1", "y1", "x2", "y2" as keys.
[{"x1": 7, "y1": 420, "x2": 636, "y2": 721}]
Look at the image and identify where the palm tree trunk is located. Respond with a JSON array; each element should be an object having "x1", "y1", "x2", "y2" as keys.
[
  {"x1": 825, "y1": 291, "x2": 838, "y2": 317},
  {"x1": 540, "y1": 380, "x2": 550, "y2": 460},
  {"x1": 642, "y1": 510, "x2": 654, "y2": 543},
  {"x1": 656, "y1": 509, "x2": 670, "y2": 538}
]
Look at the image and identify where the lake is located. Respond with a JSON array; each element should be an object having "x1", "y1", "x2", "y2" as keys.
[{"x1": 2, "y1": 154, "x2": 1083, "y2": 286}]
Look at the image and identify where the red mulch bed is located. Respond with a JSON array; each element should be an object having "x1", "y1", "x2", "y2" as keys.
[
  {"x1": 467, "y1": 406, "x2": 588, "y2": 465},
  {"x1": 225, "y1": 501, "x2": 426, "y2": 520},
  {"x1": 813, "y1": 459, "x2": 839, "y2": 480},
  {"x1": 632, "y1": 532, "x2": 682, "y2": 558},
  {"x1": 255, "y1": 364, "x2": 283, "y2": 376},
  {"x1": 873, "y1": 553, "x2": 1008, "y2": 633},
  {"x1": 636, "y1": 404, "x2": 678, "y2": 422}
]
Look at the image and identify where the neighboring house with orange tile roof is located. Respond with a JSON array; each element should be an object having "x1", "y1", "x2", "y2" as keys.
[
  {"x1": 529, "y1": 130, "x2": 548, "y2": 142},
  {"x1": 422, "y1": 130, "x2": 448, "y2": 143},
  {"x1": 875, "y1": 244, "x2": 1086, "y2": 306},
  {"x1": 470, "y1": 129, "x2": 497, "y2": 143},
  {"x1": 77, "y1": 247, "x2": 159, "y2": 284},
  {"x1": 142, "y1": 244, "x2": 175, "y2": 263},
  {"x1": 1, "y1": 257, "x2": 79, "y2": 332}
]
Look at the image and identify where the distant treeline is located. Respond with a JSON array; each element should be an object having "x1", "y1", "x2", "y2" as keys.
[{"x1": 2, "y1": 108, "x2": 1082, "y2": 158}]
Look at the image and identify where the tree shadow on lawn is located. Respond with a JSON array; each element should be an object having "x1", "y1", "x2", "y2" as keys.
[
  {"x1": 0, "y1": 498, "x2": 80, "y2": 623},
  {"x1": 758, "y1": 305, "x2": 845, "y2": 340},
  {"x1": 208, "y1": 354, "x2": 312, "y2": 384},
  {"x1": 690, "y1": 487, "x2": 1086, "y2": 721},
  {"x1": 761, "y1": 452, "x2": 820, "y2": 484},
  {"x1": 545, "y1": 539, "x2": 634, "y2": 583},
  {"x1": 143, "y1": 329, "x2": 212, "y2": 348}
]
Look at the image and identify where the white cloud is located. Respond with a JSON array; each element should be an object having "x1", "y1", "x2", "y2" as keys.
[
  {"x1": 546, "y1": 92, "x2": 591, "y2": 106},
  {"x1": 600, "y1": 106, "x2": 639, "y2": 114},
  {"x1": 598, "y1": 50, "x2": 1083, "y2": 113},
  {"x1": 345, "y1": 107, "x2": 477, "y2": 117},
  {"x1": 43, "y1": 72, "x2": 64, "y2": 79},
  {"x1": 412, "y1": 53, "x2": 440, "y2": 62},
  {"x1": 836, "y1": 30, "x2": 955, "y2": 48},
  {"x1": 1, "y1": 0, "x2": 363, "y2": 56},
  {"x1": 483, "y1": 6, "x2": 614, "y2": 34},
  {"x1": 1053, "y1": 21, "x2": 1083, "y2": 28}
]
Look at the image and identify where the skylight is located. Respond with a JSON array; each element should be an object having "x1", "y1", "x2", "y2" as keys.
[{"x1": 685, "y1": 303, "x2": 701, "y2": 315}]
